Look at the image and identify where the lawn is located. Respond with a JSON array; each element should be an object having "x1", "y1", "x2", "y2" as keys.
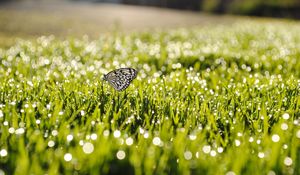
[{"x1": 0, "y1": 19, "x2": 300, "y2": 175}]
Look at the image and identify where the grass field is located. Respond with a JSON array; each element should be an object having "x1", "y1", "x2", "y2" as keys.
[{"x1": 0, "y1": 17, "x2": 300, "y2": 175}]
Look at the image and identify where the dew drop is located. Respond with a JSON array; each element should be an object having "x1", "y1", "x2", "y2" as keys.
[
  {"x1": 67, "y1": 134, "x2": 74, "y2": 142},
  {"x1": 217, "y1": 147, "x2": 224, "y2": 153},
  {"x1": 226, "y1": 171, "x2": 236, "y2": 175},
  {"x1": 125, "y1": 137, "x2": 134, "y2": 146},
  {"x1": 36, "y1": 119, "x2": 41, "y2": 124},
  {"x1": 210, "y1": 150, "x2": 217, "y2": 157},
  {"x1": 91, "y1": 133, "x2": 97, "y2": 140},
  {"x1": 15, "y1": 128, "x2": 25, "y2": 135},
  {"x1": 139, "y1": 128, "x2": 145, "y2": 134},
  {"x1": 64, "y1": 153, "x2": 72, "y2": 162},
  {"x1": 103, "y1": 130, "x2": 110, "y2": 137},
  {"x1": 8, "y1": 127, "x2": 15, "y2": 134},
  {"x1": 113, "y1": 130, "x2": 121, "y2": 138},
  {"x1": 267, "y1": 171, "x2": 276, "y2": 175},
  {"x1": 48, "y1": 140, "x2": 55, "y2": 147},
  {"x1": 152, "y1": 137, "x2": 161, "y2": 146},
  {"x1": 272, "y1": 134, "x2": 280, "y2": 142},
  {"x1": 51, "y1": 130, "x2": 58, "y2": 136},
  {"x1": 0, "y1": 110, "x2": 3, "y2": 118},
  {"x1": 281, "y1": 123, "x2": 288, "y2": 130},
  {"x1": 258, "y1": 152, "x2": 265, "y2": 158},
  {"x1": 143, "y1": 132, "x2": 149, "y2": 139},
  {"x1": 256, "y1": 139, "x2": 261, "y2": 144},
  {"x1": 195, "y1": 152, "x2": 200, "y2": 158},
  {"x1": 82, "y1": 142, "x2": 94, "y2": 154},
  {"x1": 284, "y1": 157, "x2": 293, "y2": 166},
  {"x1": 0, "y1": 149, "x2": 7, "y2": 157},
  {"x1": 184, "y1": 151, "x2": 192, "y2": 160},
  {"x1": 282, "y1": 113, "x2": 289, "y2": 120},
  {"x1": 189, "y1": 134, "x2": 197, "y2": 140},
  {"x1": 235, "y1": 140, "x2": 241, "y2": 146},
  {"x1": 296, "y1": 130, "x2": 300, "y2": 139},
  {"x1": 202, "y1": 145, "x2": 211, "y2": 154},
  {"x1": 116, "y1": 150, "x2": 126, "y2": 160},
  {"x1": 79, "y1": 140, "x2": 84, "y2": 146}
]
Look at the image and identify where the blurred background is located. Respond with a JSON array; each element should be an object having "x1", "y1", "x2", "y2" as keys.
[
  {"x1": 79, "y1": 0, "x2": 300, "y2": 19},
  {"x1": 1, "y1": 0, "x2": 300, "y2": 18},
  {"x1": 0, "y1": 0, "x2": 299, "y2": 47}
]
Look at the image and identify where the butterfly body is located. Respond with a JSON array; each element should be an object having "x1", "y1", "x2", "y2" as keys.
[{"x1": 103, "y1": 68, "x2": 137, "y2": 91}]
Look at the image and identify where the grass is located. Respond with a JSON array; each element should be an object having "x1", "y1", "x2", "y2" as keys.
[{"x1": 0, "y1": 20, "x2": 300, "y2": 175}]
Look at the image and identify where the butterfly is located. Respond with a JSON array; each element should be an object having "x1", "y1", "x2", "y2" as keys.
[{"x1": 103, "y1": 68, "x2": 138, "y2": 91}]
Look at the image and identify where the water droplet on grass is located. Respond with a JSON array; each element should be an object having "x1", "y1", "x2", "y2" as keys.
[
  {"x1": 0, "y1": 149, "x2": 7, "y2": 157},
  {"x1": 64, "y1": 153, "x2": 72, "y2": 162},
  {"x1": 217, "y1": 147, "x2": 224, "y2": 153},
  {"x1": 284, "y1": 157, "x2": 293, "y2": 166},
  {"x1": 281, "y1": 123, "x2": 288, "y2": 130},
  {"x1": 116, "y1": 150, "x2": 126, "y2": 160},
  {"x1": 195, "y1": 152, "x2": 199, "y2": 158},
  {"x1": 256, "y1": 139, "x2": 261, "y2": 144},
  {"x1": 3, "y1": 121, "x2": 8, "y2": 126},
  {"x1": 235, "y1": 140, "x2": 241, "y2": 147},
  {"x1": 103, "y1": 130, "x2": 110, "y2": 137},
  {"x1": 189, "y1": 134, "x2": 197, "y2": 140},
  {"x1": 91, "y1": 133, "x2": 97, "y2": 140},
  {"x1": 226, "y1": 171, "x2": 236, "y2": 175},
  {"x1": 36, "y1": 119, "x2": 41, "y2": 124},
  {"x1": 272, "y1": 134, "x2": 280, "y2": 142},
  {"x1": 143, "y1": 132, "x2": 149, "y2": 139},
  {"x1": 282, "y1": 113, "x2": 289, "y2": 120},
  {"x1": 82, "y1": 142, "x2": 94, "y2": 154},
  {"x1": 267, "y1": 171, "x2": 276, "y2": 175},
  {"x1": 210, "y1": 150, "x2": 217, "y2": 157},
  {"x1": 184, "y1": 151, "x2": 192, "y2": 160},
  {"x1": 125, "y1": 137, "x2": 133, "y2": 146},
  {"x1": 48, "y1": 140, "x2": 55, "y2": 147},
  {"x1": 15, "y1": 128, "x2": 25, "y2": 135},
  {"x1": 79, "y1": 140, "x2": 84, "y2": 146},
  {"x1": 152, "y1": 137, "x2": 161, "y2": 146},
  {"x1": 296, "y1": 130, "x2": 300, "y2": 138},
  {"x1": 113, "y1": 130, "x2": 121, "y2": 138},
  {"x1": 8, "y1": 128, "x2": 15, "y2": 134},
  {"x1": 67, "y1": 135, "x2": 73, "y2": 142},
  {"x1": 202, "y1": 145, "x2": 211, "y2": 154},
  {"x1": 51, "y1": 130, "x2": 58, "y2": 136},
  {"x1": 258, "y1": 152, "x2": 265, "y2": 158},
  {"x1": 139, "y1": 128, "x2": 145, "y2": 134}
]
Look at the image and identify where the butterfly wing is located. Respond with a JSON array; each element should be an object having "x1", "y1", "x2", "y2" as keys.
[{"x1": 104, "y1": 68, "x2": 137, "y2": 91}]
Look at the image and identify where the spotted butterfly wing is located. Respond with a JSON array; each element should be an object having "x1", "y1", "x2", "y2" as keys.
[{"x1": 103, "y1": 68, "x2": 137, "y2": 91}]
